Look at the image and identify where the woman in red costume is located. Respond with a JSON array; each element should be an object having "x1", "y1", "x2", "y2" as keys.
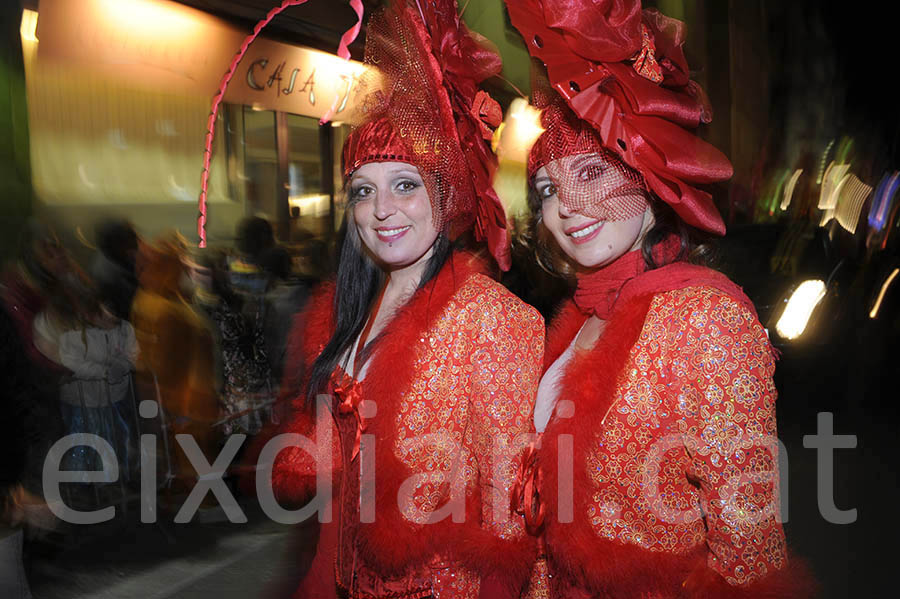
[
  {"x1": 504, "y1": 0, "x2": 817, "y2": 597},
  {"x1": 267, "y1": 1, "x2": 543, "y2": 597}
]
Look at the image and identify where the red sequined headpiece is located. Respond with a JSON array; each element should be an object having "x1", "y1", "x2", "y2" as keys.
[
  {"x1": 506, "y1": 0, "x2": 733, "y2": 235},
  {"x1": 342, "y1": 117, "x2": 414, "y2": 175},
  {"x1": 342, "y1": 0, "x2": 510, "y2": 269}
]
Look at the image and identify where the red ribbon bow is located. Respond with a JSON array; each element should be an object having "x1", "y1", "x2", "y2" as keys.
[
  {"x1": 510, "y1": 439, "x2": 546, "y2": 536},
  {"x1": 331, "y1": 370, "x2": 366, "y2": 462},
  {"x1": 471, "y1": 90, "x2": 503, "y2": 141},
  {"x1": 631, "y1": 23, "x2": 663, "y2": 83}
]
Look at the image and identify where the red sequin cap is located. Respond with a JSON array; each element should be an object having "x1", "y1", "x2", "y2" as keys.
[
  {"x1": 342, "y1": 0, "x2": 510, "y2": 269},
  {"x1": 507, "y1": 0, "x2": 733, "y2": 235},
  {"x1": 342, "y1": 117, "x2": 415, "y2": 175}
]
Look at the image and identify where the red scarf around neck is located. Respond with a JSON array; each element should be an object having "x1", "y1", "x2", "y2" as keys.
[{"x1": 573, "y1": 236, "x2": 757, "y2": 320}]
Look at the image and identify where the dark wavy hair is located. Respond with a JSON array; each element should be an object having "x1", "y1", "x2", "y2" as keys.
[
  {"x1": 305, "y1": 199, "x2": 451, "y2": 406},
  {"x1": 526, "y1": 185, "x2": 716, "y2": 279}
]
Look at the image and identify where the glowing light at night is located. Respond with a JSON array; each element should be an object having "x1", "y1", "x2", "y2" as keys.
[
  {"x1": 833, "y1": 173, "x2": 872, "y2": 234},
  {"x1": 869, "y1": 268, "x2": 899, "y2": 319},
  {"x1": 781, "y1": 169, "x2": 803, "y2": 211},
  {"x1": 20, "y1": 9, "x2": 38, "y2": 43},
  {"x1": 835, "y1": 137, "x2": 854, "y2": 165},
  {"x1": 868, "y1": 171, "x2": 899, "y2": 233},
  {"x1": 496, "y1": 98, "x2": 544, "y2": 163},
  {"x1": 816, "y1": 139, "x2": 835, "y2": 185},
  {"x1": 289, "y1": 193, "x2": 330, "y2": 217},
  {"x1": 818, "y1": 161, "x2": 872, "y2": 234},
  {"x1": 98, "y1": 0, "x2": 200, "y2": 40},
  {"x1": 776, "y1": 280, "x2": 826, "y2": 340},
  {"x1": 819, "y1": 161, "x2": 849, "y2": 210},
  {"x1": 767, "y1": 169, "x2": 789, "y2": 216}
]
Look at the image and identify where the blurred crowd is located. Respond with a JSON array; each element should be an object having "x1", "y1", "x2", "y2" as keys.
[{"x1": 0, "y1": 216, "x2": 328, "y2": 564}]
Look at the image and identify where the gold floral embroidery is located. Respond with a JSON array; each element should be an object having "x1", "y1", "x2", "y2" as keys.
[
  {"x1": 584, "y1": 286, "x2": 785, "y2": 585},
  {"x1": 393, "y1": 274, "x2": 543, "y2": 541}
]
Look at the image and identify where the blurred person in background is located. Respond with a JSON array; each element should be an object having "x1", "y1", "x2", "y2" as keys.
[
  {"x1": 266, "y1": 239, "x2": 327, "y2": 414},
  {"x1": 227, "y1": 217, "x2": 280, "y2": 431},
  {"x1": 2, "y1": 223, "x2": 83, "y2": 491},
  {"x1": 56, "y1": 289, "x2": 139, "y2": 489},
  {"x1": 130, "y1": 236, "x2": 221, "y2": 506},
  {"x1": 185, "y1": 248, "x2": 273, "y2": 437},
  {"x1": 2, "y1": 222, "x2": 86, "y2": 370},
  {"x1": 89, "y1": 219, "x2": 140, "y2": 320},
  {"x1": 31, "y1": 269, "x2": 88, "y2": 371},
  {"x1": 258, "y1": 245, "x2": 311, "y2": 389},
  {"x1": 291, "y1": 233, "x2": 332, "y2": 282},
  {"x1": 1, "y1": 305, "x2": 54, "y2": 599},
  {"x1": 504, "y1": 0, "x2": 816, "y2": 596},
  {"x1": 230, "y1": 216, "x2": 275, "y2": 295},
  {"x1": 182, "y1": 247, "x2": 228, "y2": 406}
]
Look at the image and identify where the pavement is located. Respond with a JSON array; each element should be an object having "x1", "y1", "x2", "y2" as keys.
[{"x1": 27, "y1": 501, "x2": 313, "y2": 599}]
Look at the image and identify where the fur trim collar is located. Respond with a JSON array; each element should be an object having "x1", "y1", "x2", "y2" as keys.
[
  {"x1": 542, "y1": 298, "x2": 585, "y2": 372},
  {"x1": 538, "y1": 290, "x2": 658, "y2": 593},
  {"x1": 298, "y1": 252, "x2": 487, "y2": 372}
]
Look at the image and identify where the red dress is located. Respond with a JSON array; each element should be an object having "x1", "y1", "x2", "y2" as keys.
[
  {"x1": 534, "y1": 279, "x2": 816, "y2": 598},
  {"x1": 272, "y1": 254, "x2": 544, "y2": 598}
]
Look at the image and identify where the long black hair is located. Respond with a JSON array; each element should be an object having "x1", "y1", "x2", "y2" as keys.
[{"x1": 305, "y1": 212, "x2": 452, "y2": 406}]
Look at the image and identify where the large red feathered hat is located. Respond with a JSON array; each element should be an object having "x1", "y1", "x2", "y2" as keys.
[
  {"x1": 506, "y1": 0, "x2": 732, "y2": 235},
  {"x1": 343, "y1": 0, "x2": 510, "y2": 269}
]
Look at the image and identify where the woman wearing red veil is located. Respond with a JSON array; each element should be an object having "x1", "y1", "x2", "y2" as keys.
[
  {"x1": 504, "y1": 1, "x2": 816, "y2": 597},
  {"x1": 267, "y1": 1, "x2": 543, "y2": 597}
]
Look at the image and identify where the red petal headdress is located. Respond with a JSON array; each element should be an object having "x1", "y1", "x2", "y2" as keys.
[
  {"x1": 343, "y1": 0, "x2": 510, "y2": 269},
  {"x1": 506, "y1": 0, "x2": 733, "y2": 235}
]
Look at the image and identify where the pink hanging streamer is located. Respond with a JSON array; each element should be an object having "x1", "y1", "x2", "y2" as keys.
[
  {"x1": 319, "y1": 0, "x2": 365, "y2": 125},
  {"x1": 198, "y1": 0, "x2": 364, "y2": 247}
]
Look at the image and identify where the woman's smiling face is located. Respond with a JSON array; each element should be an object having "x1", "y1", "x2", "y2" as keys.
[
  {"x1": 350, "y1": 161, "x2": 439, "y2": 272},
  {"x1": 535, "y1": 153, "x2": 653, "y2": 270}
]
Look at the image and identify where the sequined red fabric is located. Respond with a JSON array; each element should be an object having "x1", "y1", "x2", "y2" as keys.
[
  {"x1": 342, "y1": 117, "x2": 415, "y2": 178},
  {"x1": 536, "y1": 285, "x2": 799, "y2": 596}
]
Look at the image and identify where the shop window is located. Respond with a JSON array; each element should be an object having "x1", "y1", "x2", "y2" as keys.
[
  {"x1": 285, "y1": 113, "x2": 327, "y2": 238},
  {"x1": 224, "y1": 104, "x2": 349, "y2": 242}
]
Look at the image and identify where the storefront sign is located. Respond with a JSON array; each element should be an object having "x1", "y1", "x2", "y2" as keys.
[
  {"x1": 224, "y1": 39, "x2": 368, "y2": 121},
  {"x1": 36, "y1": 0, "x2": 367, "y2": 119}
]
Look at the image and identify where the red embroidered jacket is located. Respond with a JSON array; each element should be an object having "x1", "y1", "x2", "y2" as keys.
[
  {"x1": 271, "y1": 255, "x2": 544, "y2": 598},
  {"x1": 537, "y1": 285, "x2": 815, "y2": 598}
]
